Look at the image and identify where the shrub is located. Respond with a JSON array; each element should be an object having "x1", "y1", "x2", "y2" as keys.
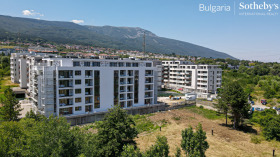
[{"x1": 250, "y1": 135, "x2": 262, "y2": 144}]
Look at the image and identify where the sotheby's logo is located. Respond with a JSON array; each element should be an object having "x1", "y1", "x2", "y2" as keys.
[{"x1": 199, "y1": 1, "x2": 279, "y2": 16}]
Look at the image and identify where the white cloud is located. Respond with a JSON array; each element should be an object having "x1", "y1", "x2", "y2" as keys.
[
  {"x1": 22, "y1": 10, "x2": 44, "y2": 16},
  {"x1": 71, "y1": 20, "x2": 84, "y2": 24}
]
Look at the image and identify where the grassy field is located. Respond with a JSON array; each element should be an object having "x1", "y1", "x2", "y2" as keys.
[
  {"x1": 0, "y1": 76, "x2": 19, "y2": 99},
  {"x1": 81, "y1": 106, "x2": 280, "y2": 156},
  {"x1": 135, "y1": 107, "x2": 280, "y2": 157}
]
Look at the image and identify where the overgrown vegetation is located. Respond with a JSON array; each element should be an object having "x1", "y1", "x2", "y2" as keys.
[
  {"x1": 251, "y1": 109, "x2": 280, "y2": 141},
  {"x1": 183, "y1": 106, "x2": 224, "y2": 120},
  {"x1": 0, "y1": 88, "x2": 209, "y2": 157}
]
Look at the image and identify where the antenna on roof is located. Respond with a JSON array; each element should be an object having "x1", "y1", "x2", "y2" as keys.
[{"x1": 143, "y1": 31, "x2": 146, "y2": 54}]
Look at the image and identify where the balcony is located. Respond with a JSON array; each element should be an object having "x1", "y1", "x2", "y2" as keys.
[
  {"x1": 145, "y1": 88, "x2": 153, "y2": 91},
  {"x1": 85, "y1": 91, "x2": 93, "y2": 95},
  {"x1": 59, "y1": 70, "x2": 73, "y2": 79},
  {"x1": 127, "y1": 96, "x2": 133, "y2": 100},
  {"x1": 85, "y1": 75, "x2": 93, "y2": 78},
  {"x1": 59, "y1": 102, "x2": 73, "y2": 107},
  {"x1": 59, "y1": 89, "x2": 73, "y2": 97},
  {"x1": 120, "y1": 82, "x2": 126, "y2": 85},
  {"x1": 85, "y1": 80, "x2": 93, "y2": 86},
  {"x1": 145, "y1": 79, "x2": 153, "y2": 83},
  {"x1": 59, "y1": 84, "x2": 73, "y2": 88},
  {"x1": 198, "y1": 73, "x2": 208, "y2": 76},
  {"x1": 120, "y1": 89, "x2": 126, "y2": 92},
  {"x1": 85, "y1": 97, "x2": 93, "y2": 104},
  {"x1": 59, "y1": 93, "x2": 73, "y2": 97},
  {"x1": 145, "y1": 74, "x2": 153, "y2": 76},
  {"x1": 120, "y1": 97, "x2": 126, "y2": 100}
]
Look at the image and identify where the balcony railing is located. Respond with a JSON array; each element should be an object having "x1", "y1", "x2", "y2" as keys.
[
  {"x1": 85, "y1": 92, "x2": 93, "y2": 95},
  {"x1": 85, "y1": 100, "x2": 93, "y2": 104},
  {"x1": 85, "y1": 75, "x2": 93, "y2": 78},
  {"x1": 145, "y1": 81, "x2": 153, "y2": 83},
  {"x1": 85, "y1": 83, "x2": 93, "y2": 86},
  {"x1": 59, "y1": 103, "x2": 73, "y2": 106},
  {"x1": 59, "y1": 93, "x2": 73, "y2": 97},
  {"x1": 59, "y1": 75, "x2": 73, "y2": 79},
  {"x1": 59, "y1": 84, "x2": 73, "y2": 88}
]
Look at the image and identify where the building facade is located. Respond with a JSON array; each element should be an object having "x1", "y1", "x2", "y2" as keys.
[
  {"x1": 11, "y1": 54, "x2": 158, "y2": 117},
  {"x1": 162, "y1": 61, "x2": 222, "y2": 96}
]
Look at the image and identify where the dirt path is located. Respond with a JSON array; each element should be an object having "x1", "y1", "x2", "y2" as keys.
[{"x1": 135, "y1": 109, "x2": 280, "y2": 157}]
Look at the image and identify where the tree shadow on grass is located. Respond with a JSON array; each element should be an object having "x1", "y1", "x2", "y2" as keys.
[{"x1": 219, "y1": 123, "x2": 258, "y2": 134}]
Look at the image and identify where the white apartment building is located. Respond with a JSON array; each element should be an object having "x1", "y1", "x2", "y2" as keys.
[
  {"x1": 162, "y1": 61, "x2": 222, "y2": 96},
  {"x1": 10, "y1": 52, "x2": 58, "y2": 89},
  {"x1": 11, "y1": 54, "x2": 158, "y2": 117}
]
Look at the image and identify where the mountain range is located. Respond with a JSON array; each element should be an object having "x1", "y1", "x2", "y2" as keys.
[{"x1": 0, "y1": 15, "x2": 235, "y2": 59}]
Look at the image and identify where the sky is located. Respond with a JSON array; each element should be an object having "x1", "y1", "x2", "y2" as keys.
[{"x1": 0, "y1": 0, "x2": 279, "y2": 62}]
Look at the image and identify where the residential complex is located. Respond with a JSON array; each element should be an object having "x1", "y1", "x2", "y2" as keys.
[
  {"x1": 11, "y1": 53, "x2": 158, "y2": 117},
  {"x1": 162, "y1": 61, "x2": 222, "y2": 96}
]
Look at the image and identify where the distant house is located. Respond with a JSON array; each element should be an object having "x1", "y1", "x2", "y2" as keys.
[
  {"x1": 28, "y1": 46, "x2": 58, "y2": 53},
  {"x1": 99, "y1": 54, "x2": 119, "y2": 60}
]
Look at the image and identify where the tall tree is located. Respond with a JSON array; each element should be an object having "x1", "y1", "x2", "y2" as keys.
[
  {"x1": 95, "y1": 105, "x2": 138, "y2": 157},
  {"x1": 0, "y1": 88, "x2": 22, "y2": 121},
  {"x1": 145, "y1": 136, "x2": 169, "y2": 157},
  {"x1": 216, "y1": 81, "x2": 250, "y2": 129},
  {"x1": 181, "y1": 124, "x2": 209, "y2": 157}
]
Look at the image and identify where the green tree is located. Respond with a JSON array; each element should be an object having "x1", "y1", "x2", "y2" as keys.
[
  {"x1": 25, "y1": 109, "x2": 43, "y2": 121},
  {"x1": 22, "y1": 116, "x2": 81, "y2": 157},
  {"x1": 95, "y1": 105, "x2": 138, "y2": 157},
  {"x1": 175, "y1": 146, "x2": 181, "y2": 157},
  {"x1": 262, "y1": 117, "x2": 280, "y2": 141},
  {"x1": 181, "y1": 124, "x2": 209, "y2": 157},
  {"x1": 0, "y1": 88, "x2": 22, "y2": 121},
  {"x1": 216, "y1": 81, "x2": 250, "y2": 128},
  {"x1": 0, "y1": 121, "x2": 25, "y2": 156},
  {"x1": 121, "y1": 145, "x2": 142, "y2": 157},
  {"x1": 194, "y1": 124, "x2": 209, "y2": 156},
  {"x1": 145, "y1": 136, "x2": 169, "y2": 157}
]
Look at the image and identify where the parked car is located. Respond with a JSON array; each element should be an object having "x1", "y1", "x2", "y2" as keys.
[
  {"x1": 255, "y1": 107, "x2": 264, "y2": 111},
  {"x1": 261, "y1": 99, "x2": 267, "y2": 105}
]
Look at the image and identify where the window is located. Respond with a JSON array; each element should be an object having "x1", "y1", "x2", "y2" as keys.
[
  {"x1": 75, "y1": 98, "x2": 82, "y2": 103},
  {"x1": 75, "y1": 106, "x2": 82, "y2": 111},
  {"x1": 118, "y1": 62, "x2": 124, "y2": 67},
  {"x1": 110, "y1": 62, "x2": 117, "y2": 67},
  {"x1": 132, "y1": 63, "x2": 138, "y2": 67},
  {"x1": 126, "y1": 63, "x2": 131, "y2": 67},
  {"x1": 75, "y1": 89, "x2": 81, "y2": 94},
  {"x1": 92, "y1": 62, "x2": 100, "y2": 67},
  {"x1": 73, "y1": 62, "x2": 80, "y2": 67},
  {"x1": 75, "y1": 71, "x2": 81, "y2": 76},
  {"x1": 75, "y1": 80, "x2": 81, "y2": 85},
  {"x1": 85, "y1": 105, "x2": 92, "y2": 112},
  {"x1": 146, "y1": 63, "x2": 152, "y2": 67},
  {"x1": 84, "y1": 62, "x2": 90, "y2": 67}
]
